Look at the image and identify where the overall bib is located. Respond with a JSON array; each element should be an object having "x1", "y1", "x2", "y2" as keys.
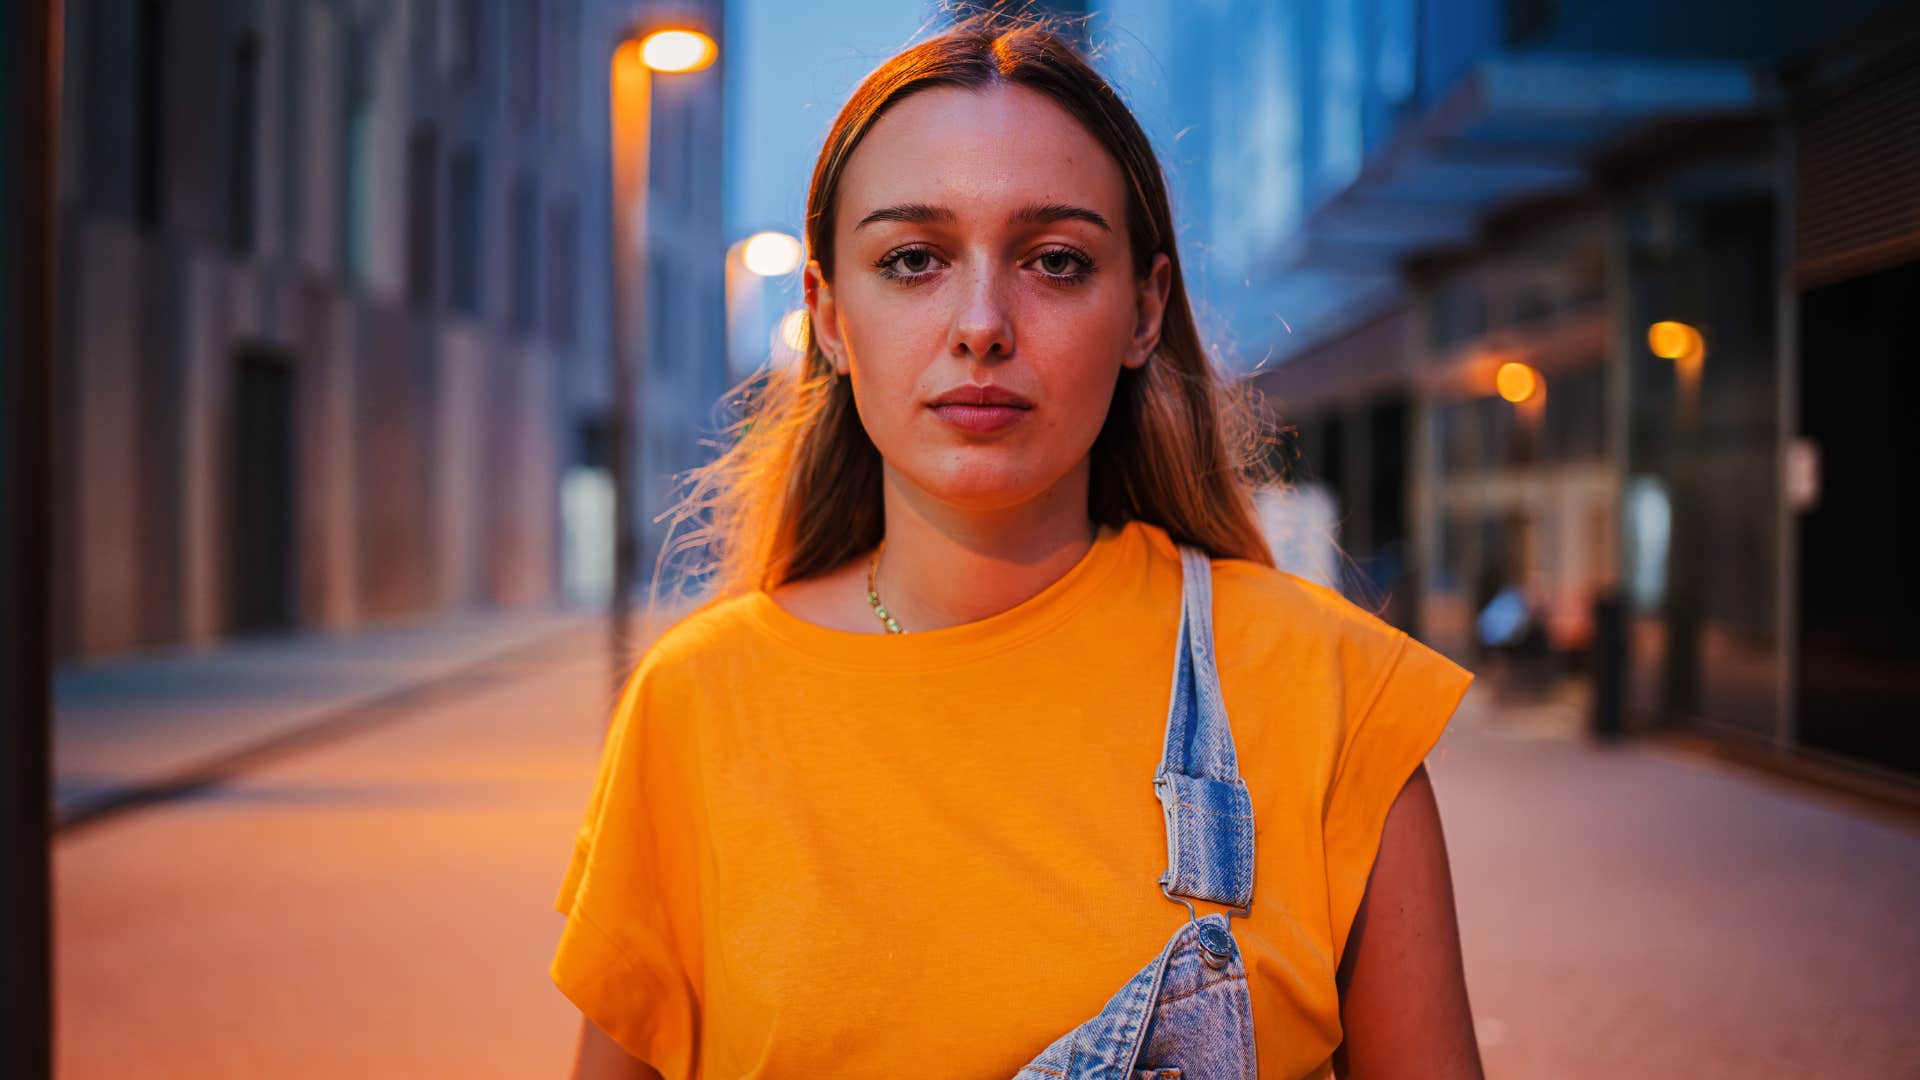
[{"x1": 1014, "y1": 545, "x2": 1260, "y2": 1079}]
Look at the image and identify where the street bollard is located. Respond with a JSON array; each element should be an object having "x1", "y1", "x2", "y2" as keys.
[{"x1": 1590, "y1": 589, "x2": 1627, "y2": 741}]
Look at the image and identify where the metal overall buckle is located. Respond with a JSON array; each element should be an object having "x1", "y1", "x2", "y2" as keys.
[{"x1": 1160, "y1": 880, "x2": 1251, "y2": 970}]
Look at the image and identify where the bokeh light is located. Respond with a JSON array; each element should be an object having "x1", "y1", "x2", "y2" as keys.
[
  {"x1": 640, "y1": 29, "x2": 717, "y2": 73},
  {"x1": 742, "y1": 231, "x2": 804, "y2": 277},
  {"x1": 1647, "y1": 320, "x2": 1704, "y2": 361},
  {"x1": 1496, "y1": 360, "x2": 1540, "y2": 404},
  {"x1": 776, "y1": 309, "x2": 809, "y2": 354}
]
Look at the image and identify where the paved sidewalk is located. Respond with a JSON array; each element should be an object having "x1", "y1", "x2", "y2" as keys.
[
  {"x1": 53, "y1": 608, "x2": 591, "y2": 824},
  {"x1": 50, "y1": 621, "x2": 1920, "y2": 1077},
  {"x1": 55, "y1": 617, "x2": 620, "y2": 1079},
  {"x1": 1434, "y1": 690, "x2": 1920, "y2": 1078}
]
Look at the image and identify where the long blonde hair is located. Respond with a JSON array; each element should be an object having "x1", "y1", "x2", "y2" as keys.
[{"x1": 649, "y1": 16, "x2": 1279, "y2": 615}]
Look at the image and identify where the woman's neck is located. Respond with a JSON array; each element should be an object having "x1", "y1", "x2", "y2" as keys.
[{"x1": 872, "y1": 460, "x2": 1098, "y2": 633}]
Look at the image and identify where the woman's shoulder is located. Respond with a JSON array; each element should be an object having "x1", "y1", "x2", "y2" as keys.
[
  {"x1": 629, "y1": 589, "x2": 776, "y2": 681},
  {"x1": 1126, "y1": 519, "x2": 1411, "y2": 670},
  {"x1": 1205, "y1": 550, "x2": 1474, "y2": 742},
  {"x1": 1208, "y1": 555, "x2": 1404, "y2": 652},
  {"x1": 1199, "y1": 553, "x2": 1457, "y2": 718}
]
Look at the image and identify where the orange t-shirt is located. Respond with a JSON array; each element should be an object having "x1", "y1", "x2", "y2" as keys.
[{"x1": 552, "y1": 519, "x2": 1474, "y2": 1078}]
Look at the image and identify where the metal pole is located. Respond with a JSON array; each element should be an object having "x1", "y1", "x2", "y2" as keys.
[
  {"x1": 607, "y1": 42, "x2": 652, "y2": 681},
  {"x1": 2, "y1": 0, "x2": 61, "y2": 1074},
  {"x1": 1773, "y1": 110, "x2": 1802, "y2": 754}
]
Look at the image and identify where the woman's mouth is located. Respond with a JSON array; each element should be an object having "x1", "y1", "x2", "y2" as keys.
[
  {"x1": 925, "y1": 384, "x2": 1035, "y2": 435},
  {"x1": 929, "y1": 403, "x2": 1032, "y2": 434}
]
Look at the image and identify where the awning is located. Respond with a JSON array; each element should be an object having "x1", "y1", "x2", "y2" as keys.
[{"x1": 1275, "y1": 51, "x2": 1763, "y2": 275}]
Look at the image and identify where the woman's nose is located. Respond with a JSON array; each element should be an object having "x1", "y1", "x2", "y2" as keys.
[{"x1": 946, "y1": 262, "x2": 1015, "y2": 361}]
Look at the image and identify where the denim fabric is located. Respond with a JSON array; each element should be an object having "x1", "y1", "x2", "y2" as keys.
[{"x1": 1013, "y1": 545, "x2": 1259, "y2": 1079}]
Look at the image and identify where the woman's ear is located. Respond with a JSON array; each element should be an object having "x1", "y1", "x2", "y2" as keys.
[
  {"x1": 1125, "y1": 252, "x2": 1173, "y2": 369},
  {"x1": 803, "y1": 259, "x2": 849, "y2": 375}
]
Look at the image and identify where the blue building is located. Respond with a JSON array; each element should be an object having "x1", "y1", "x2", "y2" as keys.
[{"x1": 1090, "y1": 0, "x2": 1918, "y2": 779}]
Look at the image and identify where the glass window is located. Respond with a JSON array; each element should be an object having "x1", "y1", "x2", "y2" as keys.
[
  {"x1": 405, "y1": 126, "x2": 439, "y2": 309},
  {"x1": 509, "y1": 176, "x2": 537, "y2": 336},
  {"x1": 227, "y1": 32, "x2": 260, "y2": 253},
  {"x1": 448, "y1": 146, "x2": 482, "y2": 315},
  {"x1": 508, "y1": 0, "x2": 540, "y2": 125},
  {"x1": 1429, "y1": 282, "x2": 1487, "y2": 348},
  {"x1": 547, "y1": 198, "x2": 579, "y2": 346}
]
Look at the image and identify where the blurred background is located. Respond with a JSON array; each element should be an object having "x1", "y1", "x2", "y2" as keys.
[{"x1": 4, "y1": 0, "x2": 1918, "y2": 1076}]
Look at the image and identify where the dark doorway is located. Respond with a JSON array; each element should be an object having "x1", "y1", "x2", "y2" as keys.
[
  {"x1": 1363, "y1": 394, "x2": 1412, "y2": 625},
  {"x1": 229, "y1": 346, "x2": 297, "y2": 633},
  {"x1": 1796, "y1": 259, "x2": 1920, "y2": 777}
]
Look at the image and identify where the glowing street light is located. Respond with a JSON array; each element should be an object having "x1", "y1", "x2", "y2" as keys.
[
  {"x1": 1647, "y1": 320, "x2": 1706, "y2": 422},
  {"x1": 606, "y1": 23, "x2": 718, "y2": 668},
  {"x1": 775, "y1": 309, "x2": 810, "y2": 356},
  {"x1": 741, "y1": 231, "x2": 804, "y2": 277},
  {"x1": 725, "y1": 235, "x2": 805, "y2": 377},
  {"x1": 1647, "y1": 320, "x2": 1704, "y2": 362},
  {"x1": 1496, "y1": 360, "x2": 1540, "y2": 404},
  {"x1": 639, "y1": 28, "x2": 718, "y2": 73}
]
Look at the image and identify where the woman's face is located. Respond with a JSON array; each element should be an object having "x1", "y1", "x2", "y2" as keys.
[{"x1": 805, "y1": 83, "x2": 1171, "y2": 515}]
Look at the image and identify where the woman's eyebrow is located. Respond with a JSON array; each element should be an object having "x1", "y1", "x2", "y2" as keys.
[
  {"x1": 855, "y1": 203, "x2": 955, "y2": 230},
  {"x1": 852, "y1": 202, "x2": 1112, "y2": 232},
  {"x1": 1012, "y1": 202, "x2": 1111, "y2": 232}
]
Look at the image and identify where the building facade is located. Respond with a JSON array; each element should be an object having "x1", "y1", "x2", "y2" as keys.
[
  {"x1": 1226, "y1": 0, "x2": 1917, "y2": 781},
  {"x1": 53, "y1": 0, "x2": 726, "y2": 659}
]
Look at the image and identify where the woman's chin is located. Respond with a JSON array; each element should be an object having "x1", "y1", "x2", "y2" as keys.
[{"x1": 905, "y1": 459, "x2": 1077, "y2": 513}]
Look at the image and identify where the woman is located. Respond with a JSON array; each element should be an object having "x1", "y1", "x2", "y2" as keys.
[{"x1": 555, "y1": 18, "x2": 1482, "y2": 1080}]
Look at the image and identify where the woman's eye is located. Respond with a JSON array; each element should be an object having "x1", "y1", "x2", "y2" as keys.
[
  {"x1": 875, "y1": 246, "x2": 942, "y2": 281},
  {"x1": 1034, "y1": 249, "x2": 1094, "y2": 281},
  {"x1": 873, "y1": 246, "x2": 1093, "y2": 283}
]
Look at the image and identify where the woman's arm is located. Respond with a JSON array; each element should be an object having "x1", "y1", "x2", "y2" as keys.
[
  {"x1": 571, "y1": 1016, "x2": 664, "y2": 1080},
  {"x1": 1331, "y1": 763, "x2": 1484, "y2": 1079}
]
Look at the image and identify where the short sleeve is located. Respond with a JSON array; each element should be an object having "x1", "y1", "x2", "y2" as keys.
[
  {"x1": 1322, "y1": 631, "x2": 1475, "y2": 962},
  {"x1": 551, "y1": 655, "x2": 705, "y2": 1077}
]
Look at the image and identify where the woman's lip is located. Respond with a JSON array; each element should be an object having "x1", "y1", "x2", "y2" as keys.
[{"x1": 929, "y1": 403, "x2": 1032, "y2": 434}]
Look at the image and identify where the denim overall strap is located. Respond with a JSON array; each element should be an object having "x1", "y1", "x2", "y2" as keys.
[
  {"x1": 1152, "y1": 545, "x2": 1256, "y2": 913},
  {"x1": 1010, "y1": 543, "x2": 1261, "y2": 1079},
  {"x1": 1011, "y1": 912, "x2": 1252, "y2": 1080}
]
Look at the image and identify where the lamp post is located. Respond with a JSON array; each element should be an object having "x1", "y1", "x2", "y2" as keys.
[
  {"x1": 1647, "y1": 320, "x2": 1707, "y2": 720},
  {"x1": 3, "y1": 0, "x2": 58, "y2": 1072},
  {"x1": 1648, "y1": 320, "x2": 1706, "y2": 425},
  {"x1": 724, "y1": 230, "x2": 803, "y2": 380},
  {"x1": 607, "y1": 26, "x2": 717, "y2": 673},
  {"x1": 1492, "y1": 354, "x2": 1546, "y2": 456}
]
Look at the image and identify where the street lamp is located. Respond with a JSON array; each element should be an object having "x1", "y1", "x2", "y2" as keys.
[
  {"x1": 1489, "y1": 355, "x2": 1544, "y2": 458},
  {"x1": 1647, "y1": 319, "x2": 1706, "y2": 422},
  {"x1": 1644, "y1": 320, "x2": 1707, "y2": 717},
  {"x1": 607, "y1": 25, "x2": 718, "y2": 670},
  {"x1": 724, "y1": 231, "x2": 804, "y2": 378},
  {"x1": 1495, "y1": 359, "x2": 1540, "y2": 404},
  {"x1": 741, "y1": 230, "x2": 803, "y2": 277},
  {"x1": 639, "y1": 29, "x2": 718, "y2": 73},
  {"x1": 772, "y1": 309, "x2": 810, "y2": 366}
]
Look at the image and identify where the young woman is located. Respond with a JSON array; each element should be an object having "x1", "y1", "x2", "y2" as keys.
[{"x1": 555, "y1": 18, "x2": 1482, "y2": 1080}]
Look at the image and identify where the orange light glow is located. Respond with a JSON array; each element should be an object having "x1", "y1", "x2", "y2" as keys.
[
  {"x1": 640, "y1": 29, "x2": 717, "y2": 73},
  {"x1": 612, "y1": 40, "x2": 644, "y2": 85},
  {"x1": 742, "y1": 231, "x2": 804, "y2": 277},
  {"x1": 1496, "y1": 361, "x2": 1539, "y2": 404},
  {"x1": 1647, "y1": 320, "x2": 1703, "y2": 361},
  {"x1": 777, "y1": 309, "x2": 809, "y2": 353}
]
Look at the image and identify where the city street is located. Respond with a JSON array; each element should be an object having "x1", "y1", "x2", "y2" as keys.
[
  {"x1": 54, "y1": 614, "x2": 615, "y2": 1079},
  {"x1": 22, "y1": 3, "x2": 1920, "y2": 1079},
  {"x1": 52, "y1": 617, "x2": 1920, "y2": 1078}
]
